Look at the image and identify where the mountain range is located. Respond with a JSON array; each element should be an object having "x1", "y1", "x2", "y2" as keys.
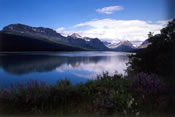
[
  {"x1": 104, "y1": 40, "x2": 136, "y2": 51},
  {"x1": 0, "y1": 24, "x2": 150, "y2": 52}
]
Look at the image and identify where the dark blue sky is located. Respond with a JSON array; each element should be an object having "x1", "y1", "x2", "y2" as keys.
[{"x1": 0, "y1": 0, "x2": 172, "y2": 30}]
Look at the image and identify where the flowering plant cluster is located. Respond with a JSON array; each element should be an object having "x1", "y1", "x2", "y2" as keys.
[{"x1": 131, "y1": 72, "x2": 167, "y2": 95}]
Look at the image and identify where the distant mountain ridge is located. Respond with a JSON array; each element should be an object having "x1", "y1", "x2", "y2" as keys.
[
  {"x1": 138, "y1": 39, "x2": 150, "y2": 48},
  {"x1": 103, "y1": 40, "x2": 136, "y2": 51},
  {"x1": 3, "y1": 24, "x2": 68, "y2": 43},
  {"x1": 2, "y1": 24, "x2": 108, "y2": 51}
]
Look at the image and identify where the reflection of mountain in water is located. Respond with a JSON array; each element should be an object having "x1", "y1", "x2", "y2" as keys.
[{"x1": 0, "y1": 54, "x2": 111, "y2": 75}]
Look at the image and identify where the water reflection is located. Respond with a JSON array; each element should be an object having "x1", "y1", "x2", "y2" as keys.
[
  {"x1": 0, "y1": 52, "x2": 129, "y2": 87},
  {"x1": 56, "y1": 55, "x2": 128, "y2": 79},
  {"x1": 0, "y1": 54, "x2": 107, "y2": 75}
]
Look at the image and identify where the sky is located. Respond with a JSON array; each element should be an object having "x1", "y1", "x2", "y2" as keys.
[{"x1": 0, "y1": 0, "x2": 174, "y2": 42}]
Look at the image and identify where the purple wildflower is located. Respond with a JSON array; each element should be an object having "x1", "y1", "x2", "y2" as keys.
[{"x1": 132, "y1": 72, "x2": 167, "y2": 95}]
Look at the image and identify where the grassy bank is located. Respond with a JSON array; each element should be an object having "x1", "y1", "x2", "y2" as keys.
[{"x1": 0, "y1": 72, "x2": 169, "y2": 116}]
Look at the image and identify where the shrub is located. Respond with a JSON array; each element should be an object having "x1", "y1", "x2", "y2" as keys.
[{"x1": 131, "y1": 72, "x2": 167, "y2": 96}]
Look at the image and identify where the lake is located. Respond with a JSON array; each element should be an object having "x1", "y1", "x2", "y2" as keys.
[{"x1": 0, "y1": 51, "x2": 130, "y2": 88}]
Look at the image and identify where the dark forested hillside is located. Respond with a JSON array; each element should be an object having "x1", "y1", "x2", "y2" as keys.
[{"x1": 0, "y1": 31, "x2": 86, "y2": 52}]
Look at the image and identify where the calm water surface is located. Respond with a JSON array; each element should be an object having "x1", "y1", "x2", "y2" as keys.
[{"x1": 0, "y1": 51, "x2": 130, "y2": 88}]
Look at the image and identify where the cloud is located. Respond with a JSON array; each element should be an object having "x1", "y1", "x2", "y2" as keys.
[
  {"x1": 156, "y1": 19, "x2": 171, "y2": 26},
  {"x1": 96, "y1": 6, "x2": 124, "y2": 14},
  {"x1": 56, "y1": 27, "x2": 65, "y2": 35},
  {"x1": 56, "y1": 19, "x2": 169, "y2": 42},
  {"x1": 57, "y1": 27, "x2": 65, "y2": 31}
]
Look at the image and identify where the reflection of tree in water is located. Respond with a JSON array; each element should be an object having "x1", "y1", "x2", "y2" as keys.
[{"x1": 0, "y1": 54, "x2": 110, "y2": 75}]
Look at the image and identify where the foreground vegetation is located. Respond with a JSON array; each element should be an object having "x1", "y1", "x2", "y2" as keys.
[{"x1": 0, "y1": 72, "x2": 168, "y2": 116}]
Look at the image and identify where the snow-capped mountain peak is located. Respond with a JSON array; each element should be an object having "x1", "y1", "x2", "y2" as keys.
[
  {"x1": 117, "y1": 40, "x2": 134, "y2": 47},
  {"x1": 70, "y1": 33, "x2": 82, "y2": 39}
]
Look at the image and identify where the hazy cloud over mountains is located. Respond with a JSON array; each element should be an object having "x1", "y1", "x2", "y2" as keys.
[{"x1": 57, "y1": 19, "x2": 170, "y2": 43}]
